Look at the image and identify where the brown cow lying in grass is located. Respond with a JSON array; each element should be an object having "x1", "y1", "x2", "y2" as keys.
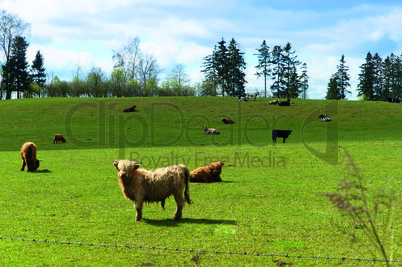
[
  {"x1": 123, "y1": 105, "x2": 136, "y2": 112},
  {"x1": 222, "y1": 118, "x2": 235, "y2": 124},
  {"x1": 190, "y1": 161, "x2": 225, "y2": 183},
  {"x1": 53, "y1": 134, "x2": 66, "y2": 144},
  {"x1": 21, "y1": 142, "x2": 41, "y2": 172},
  {"x1": 203, "y1": 126, "x2": 220, "y2": 135},
  {"x1": 113, "y1": 160, "x2": 192, "y2": 221}
]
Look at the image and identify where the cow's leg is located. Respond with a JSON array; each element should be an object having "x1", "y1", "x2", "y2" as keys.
[
  {"x1": 134, "y1": 200, "x2": 143, "y2": 221},
  {"x1": 21, "y1": 160, "x2": 26, "y2": 171},
  {"x1": 283, "y1": 137, "x2": 286, "y2": 143},
  {"x1": 173, "y1": 192, "x2": 185, "y2": 220}
]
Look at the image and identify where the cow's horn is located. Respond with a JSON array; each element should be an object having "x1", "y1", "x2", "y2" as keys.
[
  {"x1": 39, "y1": 160, "x2": 43, "y2": 162},
  {"x1": 221, "y1": 160, "x2": 225, "y2": 162},
  {"x1": 113, "y1": 160, "x2": 119, "y2": 163}
]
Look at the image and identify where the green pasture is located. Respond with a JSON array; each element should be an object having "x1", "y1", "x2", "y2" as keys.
[{"x1": 0, "y1": 97, "x2": 401, "y2": 266}]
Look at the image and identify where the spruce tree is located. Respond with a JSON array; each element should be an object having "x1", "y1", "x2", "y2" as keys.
[
  {"x1": 282, "y1": 42, "x2": 301, "y2": 98},
  {"x1": 31, "y1": 50, "x2": 46, "y2": 90},
  {"x1": 325, "y1": 75, "x2": 340, "y2": 100},
  {"x1": 227, "y1": 38, "x2": 246, "y2": 97},
  {"x1": 335, "y1": 54, "x2": 351, "y2": 100},
  {"x1": 254, "y1": 40, "x2": 271, "y2": 98},
  {"x1": 11, "y1": 36, "x2": 30, "y2": 98},
  {"x1": 270, "y1": 45, "x2": 286, "y2": 98},
  {"x1": 357, "y1": 52, "x2": 375, "y2": 100}
]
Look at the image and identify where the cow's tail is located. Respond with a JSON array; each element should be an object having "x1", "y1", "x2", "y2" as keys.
[{"x1": 183, "y1": 166, "x2": 192, "y2": 204}]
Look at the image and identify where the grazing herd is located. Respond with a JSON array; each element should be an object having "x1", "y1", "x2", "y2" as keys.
[{"x1": 18, "y1": 97, "x2": 334, "y2": 221}]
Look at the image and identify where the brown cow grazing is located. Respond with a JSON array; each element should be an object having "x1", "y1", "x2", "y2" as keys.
[
  {"x1": 203, "y1": 126, "x2": 220, "y2": 135},
  {"x1": 113, "y1": 160, "x2": 192, "y2": 221},
  {"x1": 20, "y1": 142, "x2": 41, "y2": 172},
  {"x1": 53, "y1": 134, "x2": 66, "y2": 144},
  {"x1": 222, "y1": 118, "x2": 235, "y2": 124},
  {"x1": 123, "y1": 105, "x2": 136, "y2": 112},
  {"x1": 190, "y1": 161, "x2": 225, "y2": 183}
]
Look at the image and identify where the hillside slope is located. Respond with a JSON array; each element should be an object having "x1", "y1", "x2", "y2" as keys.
[{"x1": 0, "y1": 97, "x2": 401, "y2": 151}]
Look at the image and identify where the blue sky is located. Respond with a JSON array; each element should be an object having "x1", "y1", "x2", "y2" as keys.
[{"x1": 2, "y1": 0, "x2": 402, "y2": 99}]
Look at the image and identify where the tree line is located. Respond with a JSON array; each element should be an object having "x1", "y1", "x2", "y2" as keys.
[{"x1": 200, "y1": 38, "x2": 309, "y2": 99}]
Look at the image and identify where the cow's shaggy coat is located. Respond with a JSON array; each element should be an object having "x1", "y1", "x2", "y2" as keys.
[
  {"x1": 113, "y1": 160, "x2": 192, "y2": 221},
  {"x1": 53, "y1": 134, "x2": 66, "y2": 144},
  {"x1": 123, "y1": 105, "x2": 136, "y2": 112},
  {"x1": 190, "y1": 161, "x2": 225, "y2": 183},
  {"x1": 20, "y1": 142, "x2": 41, "y2": 172},
  {"x1": 222, "y1": 118, "x2": 235, "y2": 124},
  {"x1": 203, "y1": 126, "x2": 220, "y2": 135},
  {"x1": 272, "y1": 130, "x2": 292, "y2": 143}
]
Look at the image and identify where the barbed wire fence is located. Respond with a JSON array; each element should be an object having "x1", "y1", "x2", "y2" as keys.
[{"x1": 1, "y1": 235, "x2": 401, "y2": 264}]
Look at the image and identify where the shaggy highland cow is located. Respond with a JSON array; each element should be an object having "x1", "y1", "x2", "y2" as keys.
[
  {"x1": 53, "y1": 134, "x2": 66, "y2": 144},
  {"x1": 190, "y1": 161, "x2": 225, "y2": 183},
  {"x1": 203, "y1": 126, "x2": 220, "y2": 135},
  {"x1": 113, "y1": 160, "x2": 192, "y2": 221},
  {"x1": 20, "y1": 142, "x2": 41, "y2": 172},
  {"x1": 123, "y1": 105, "x2": 136, "y2": 112},
  {"x1": 222, "y1": 118, "x2": 235, "y2": 124}
]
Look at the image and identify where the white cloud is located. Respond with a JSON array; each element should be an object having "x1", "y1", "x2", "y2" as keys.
[{"x1": 2, "y1": 1, "x2": 402, "y2": 99}]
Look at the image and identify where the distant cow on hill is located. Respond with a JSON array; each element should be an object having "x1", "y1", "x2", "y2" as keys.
[
  {"x1": 203, "y1": 126, "x2": 220, "y2": 135},
  {"x1": 20, "y1": 142, "x2": 42, "y2": 172},
  {"x1": 387, "y1": 97, "x2": 400, "y2": 103},
  {"x1": 123, "y1": 105, "x2": 137, "y2": 112},
  {"x1": 279, "y1": 99, "x2": 291, "y2": 106},
  {"x1": 318, "y1": 114, "x2": 331, "y2": 122},
  {"x1": 190, "y1": 161, "x2": 225, "y2": 183},
  {"x1": 53, "y1": 134, "x2": 66, "y2": 144},
  {"x1": 272, "y1": 130, "x2": 292, "y2": 143},
  {"x1": 222, "y1": 118, "x2": 235, "y2": 124},
  {"x1": 238, "y1": 96, "x2": 248, "y2": 102},
  {"x1": 113, "y1": 160, "x2": 192, "y2": 221},
  {"x1": 269, "y1": 99, "x2": 280, "y2": 105},
  {"x1": 247, "y1": 92, "x2": 259, "y2": 101}
]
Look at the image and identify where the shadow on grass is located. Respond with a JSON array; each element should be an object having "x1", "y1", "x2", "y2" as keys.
[
  {"x1": 34, "y1": 169, "x2": 51, "y2": 173},
  {"x1": 143, "y1": 218, "x2": 237, "y2": 227}
]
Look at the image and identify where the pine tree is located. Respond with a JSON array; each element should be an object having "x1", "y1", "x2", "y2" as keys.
[
  {"x1": 373, "y1": 53, "x2": 384, "y2": 100},
  {"x1": 201, "y1": 38, "x2": 247, "y2": 97},
  {"x1": 299, "y1": 63, "x2": 309, "y2": 99},
  {"x1": 254, "y1": 40, "x2": 271, "y2": 98},
  {"x1": 270, "y1": 45, "x2": 286, "y2": 98},
  {"x1": 335, "y1": 54, "x2": 351, "y2": 100},
  {"x1": 227, "y1": 38, "x2": 247, "y2": 97},
  {"x1": 215, "y1": 38, "x2": 229, "y2": 96},
  {"x1": 30, "y1": 50, "x2": 46, "y2": 95},
  {"x1": 357, "y1": 52, "x2": 375, "y2": 100},
  {"x1": 325, "y1": 75, "x2": 340, "y2": 100},
  {"x1": 282, "y1": 42, "x2": 301, "y2": 98},
  {"x1": 1, "y1": 57, "x2": 16, "y2": 99},
  {"x1": 201, "y1": 46, "x2": 219, "y2": 96},
  {"x1": 3, "y1": 36, "x2": 30, "y2": 99}
]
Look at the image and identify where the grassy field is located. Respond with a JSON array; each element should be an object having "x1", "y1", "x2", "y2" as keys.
[{"x1": 0, "y1": 97, "x2": 401, "y2": 266}]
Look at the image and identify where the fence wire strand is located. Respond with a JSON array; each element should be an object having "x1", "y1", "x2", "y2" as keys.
[{"x1": 1, "y1": 235, "x2": 401, "y2": 264}]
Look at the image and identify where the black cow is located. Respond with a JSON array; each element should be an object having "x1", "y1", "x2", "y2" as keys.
[
  {"x1": 279, "y1": 99, "x2": 291, "y2": 106},
  {"x1": 272, "y1": 130, "x2": 292, "y2": 143},
  {"x1": 387, "y1": 97, "x2": 400, "y2": 103}
]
